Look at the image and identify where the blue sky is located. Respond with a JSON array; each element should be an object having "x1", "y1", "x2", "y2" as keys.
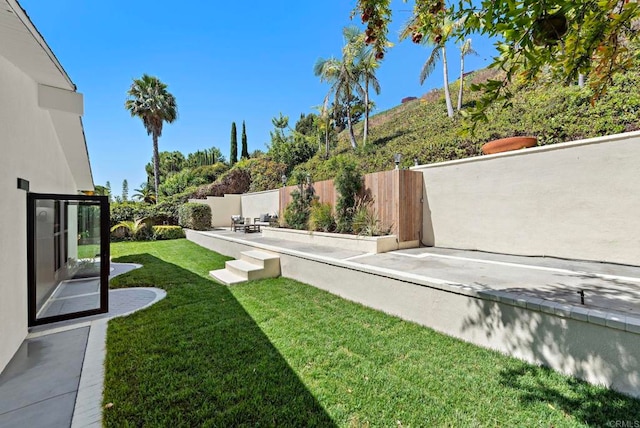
[{"x1": 20, "y1": 0, "x2": 494, "y2": 192}]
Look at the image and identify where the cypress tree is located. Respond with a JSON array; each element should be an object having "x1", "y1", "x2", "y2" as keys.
[
  {"x1": 230, "y1": 122, "x2": 238, "y2": 166},
  {"x1": 241, "y1": 121, "x2": 249, "y2": 159},
  {"x1": 122, "y1": 179, "x2": 129, "y2": 201}
]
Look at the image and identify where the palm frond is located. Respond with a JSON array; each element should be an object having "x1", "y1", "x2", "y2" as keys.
[{"x1": 420, "y1": 47, "x2": 442, "y2": 85}]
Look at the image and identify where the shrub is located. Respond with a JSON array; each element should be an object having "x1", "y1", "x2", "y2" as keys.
[
  {"x1": 178, "y1": 203, "x2": 211, "y2": 230},
  {"x1": 283, "y1": 170, "x2": 316, "y2": 230},
  {"x1": 235, "y1": 157, "x2": 288, "y2": 192},
  {"x1": 308, "y1": 201, "x2": 335, "y2": 232},
  {"x1": 110, "y1": 202, "x2": 144, "y2": 228},
  {"x1": 158, "y1": 169, "x2": 206, "y2": 197},
  {"x1": 351, "y1": 198, "x2": 389, "y2": 236},
  {"x1": 152, "y1": 225, "x2": 185, "y2": 240},
  {"x1": 191, "y1": 163, "x2": 229, "y2": 183},
  {"x1": 334, "y1": 158, "x2": 363, "y2": 233},
  {"x1": 110, "y1": 218, "x2": 151, "y2": 241},
  {"x1": 191, "y1": 167, "x2": 251, "y2": 199},
  {"x1": 110, "y1": 191, "x2": 193, "y2": 227},
  {"x1": 151, "y1": 191, "x2": 193, "y2": 225}
]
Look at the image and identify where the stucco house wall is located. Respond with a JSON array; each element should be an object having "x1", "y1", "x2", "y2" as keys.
[{"x1": 0, "y1": 1, "x2": 92, "y2": 373}]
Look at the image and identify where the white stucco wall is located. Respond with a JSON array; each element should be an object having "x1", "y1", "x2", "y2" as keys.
[
  {"x1": 189, "y1": 195, "x2": 242, "y2": 228},
  {"x1": 189, "y1": 190, "x2": 280, "y2": 228},
  {"x1": 0, "y1": 55, "x2": 79, "y2": 373},
  {"x1": 240, "y1": 189, "x2": 279, "y2": 220},
  {"x1": 414, "y1": 132, "x2": 640, "y2": 266}
]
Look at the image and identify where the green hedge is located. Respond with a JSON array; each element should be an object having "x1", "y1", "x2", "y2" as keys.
[
  {"x1": 178, "y1": 203, "x2": 211, "y2": 231},
  {"x1": 152, "y1": 226, "x2": 186, "y2": 240},
  {"x1": 110, "y1": 192, "x2": 192, "y2": 227}
]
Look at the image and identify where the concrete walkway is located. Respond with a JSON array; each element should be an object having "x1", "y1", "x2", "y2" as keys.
[{"x1": 0, "y1": 263, "x2": 166, "y2": 428}]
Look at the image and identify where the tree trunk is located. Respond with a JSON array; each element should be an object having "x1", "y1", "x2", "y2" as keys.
[
  {"x1": 325, "y1": 115, "x2": 330, "y2": 158},
  {"x1": 578, "y1": 73, "x2": 585, "y2": 88},
  {"x1": 457, "y1": 52, "x2": 464, "y2": 111},
  {"x1": 442, "y1": 46, "x2": 454, "y2": 118},
  {"x1": 347, "y1": 108, "x2": 357, "y2": 149},
  {"x1": 153, "y1": 133, "x2": 160, "y2": 204},
  {"x1": 363, "y1": 79, "x2": 370, "y2": 147}
]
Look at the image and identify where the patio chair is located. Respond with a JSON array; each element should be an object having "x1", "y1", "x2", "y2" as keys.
[
  {"x1": 230, "y1": 215, "x2": 243, "y2": 232},
  {"x1": 254, "y1": 213, "x2": 279, "y2": 227}
]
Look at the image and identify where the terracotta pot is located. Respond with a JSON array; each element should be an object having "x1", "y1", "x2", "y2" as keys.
[{"x1": 481, "y1": 136, "x2": 537, "y2": 155}]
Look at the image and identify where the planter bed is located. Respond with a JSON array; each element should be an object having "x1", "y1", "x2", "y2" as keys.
[{"x1": 261, "y1": 227, "x2": 398, "y2": 254}]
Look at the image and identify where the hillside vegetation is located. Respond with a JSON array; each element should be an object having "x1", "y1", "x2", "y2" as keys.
[{"x1": 296, "y1": 68, "x2": 640, "y2": 181}]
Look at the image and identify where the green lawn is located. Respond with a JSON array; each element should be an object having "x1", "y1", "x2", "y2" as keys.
[
  {"x1": 77, "y1": 243, "x2": 100, "y2": 259},
  {"x1": 105, "y1": 239, "x2": 640, "y2": 427}
]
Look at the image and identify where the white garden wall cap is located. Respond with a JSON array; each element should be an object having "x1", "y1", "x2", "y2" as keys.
[
  {"x1": 410, "y1": 130, "x2": 640, "y2": 170},
  {"x1": 626, "y1": 316, "x2": 640, "y2": 334},
  {"x1": 554, "y1": 303, "x2": 573, "y2": 318},
  {"x1": 588, "y1": 310, "x2": 609, "y2": 326},
  {"x1": 525, "y1": 298, "x2": 545, "y2": 311},
  {"x1": 569, "y1": 306, "x2": 590, "y2": 322}
]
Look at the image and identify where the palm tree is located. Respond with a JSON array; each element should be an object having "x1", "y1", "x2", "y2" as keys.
[
  {"x1": 314, "y1": 26, "x2": 362, "y2": 149},
  {"x1": 132, "y1": 183, "x2": 156, "y2": 204},
  {"x1": 457, "y1": 38, "x2": 477, "y2": 111},
  {"x1": 350, "y1": 28, "x2": 381, "y2": 147},
  {"x1": 402, "y1": 18, "x2": 456, "y2": 118},
  {"x1": 110, "y1": 218, "x2": 148, "y2": 241},
  {"x1": 125, "y1": 74, "x2": 178, "y2": 203},
  {"x1": 313, "y1": 104, "x2": 333, "y2": 158}
]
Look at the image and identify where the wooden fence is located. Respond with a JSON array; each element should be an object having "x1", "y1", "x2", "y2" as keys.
[{"x1": 279, "y1": 169, "x2": 423, "y2": 246}]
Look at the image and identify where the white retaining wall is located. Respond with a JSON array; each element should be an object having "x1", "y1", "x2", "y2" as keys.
[{"x1": 414, "y1": 131, "x2": 640, "y2": 266}]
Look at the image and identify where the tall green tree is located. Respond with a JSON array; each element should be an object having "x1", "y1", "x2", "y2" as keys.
[
  {"x1": 457, "y1": 38, "x2": 477, "y2": 112},
  {"x1": 144, "y1": 151, "x2": 185, "y2": 186},
  {"x1": 401, "y1": 17, "x2": 456, "y2": 118},
  {"x1": 314, "y1": 26, "x2": 363, "y2": 149},
  {"x1": 241, "y1": 121, "x2": 249, "y2": 159},
  {"x1": 267, "y1": 113, "x2": 317, "y2": 174},
  {"x1": 230, "y1": 122, "x2": 238, "y2": 166},
  {"x1": 125, "y1": 74, "x2": 178, "y2": 203},
  {"x1": 354, "y1": 0, "x2": 640, "y2": 121},
  {"x1": 105, "y1": 181, "x2": 112, "y2": 202},
  {"x1": 94, "y1": 185, "x2": 110, "y2": 197},
  {"x1": 185, "y1": 147, "x2": 224, "y2": 167},
  {"x1": 348, "y1": 27, "x2": 381, "y2": 146},
  {"x1": 133, "y1": 182, "x2": 156, "y2": 204},
  {"x1": 122, "y1": 179, "x2": 129, "y2": 202}
]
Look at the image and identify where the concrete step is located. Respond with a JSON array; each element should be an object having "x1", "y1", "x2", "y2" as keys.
[
  {"x1": 240, "y1": 251, "x2": 281, "y2": 277},
  {"x1": 209, "y1": 269, "x2": 246, "y2": 285},
  {"x1": 226, "y1": 259, "x2": 263, "y2": 280}
]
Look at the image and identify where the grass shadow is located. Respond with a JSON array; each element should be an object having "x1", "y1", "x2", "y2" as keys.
[
  {"x1": 104, "y1": 248, "x2": 336, "y2": 427},
  {"x1": 500, "y1": 364, "x2": 640, "y2": 426},
  {"x1": 460, "y1": 293, "x2": 640, "y2": 426}
]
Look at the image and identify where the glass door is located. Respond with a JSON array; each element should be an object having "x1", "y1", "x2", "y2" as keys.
[{"x1": 27, "y1": 193, "x2": 109, "y2": 326}]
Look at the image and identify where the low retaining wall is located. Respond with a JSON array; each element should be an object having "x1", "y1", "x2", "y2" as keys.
[
  {"x1": 187, "y1": 229, "x2": 640, "y2": 398},
  {"x1": 261, "y1": 227, "x2": 402, "y2": 254}
]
